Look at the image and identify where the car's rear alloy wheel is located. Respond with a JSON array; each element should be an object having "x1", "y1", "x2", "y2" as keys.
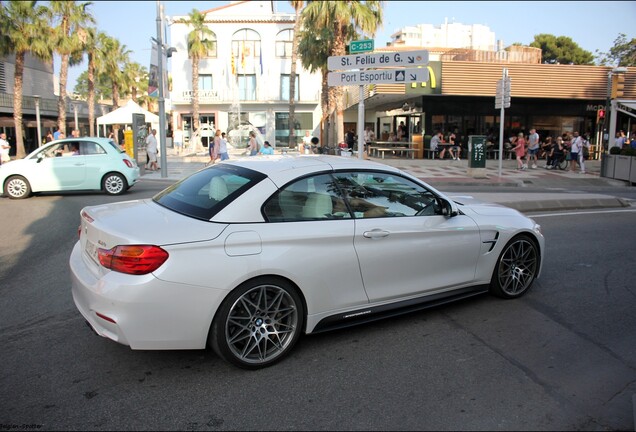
[
  {"x1": 490, "y1": 235, "x2": 539, "y2": 299},
  {"x1": 102, "y1": 173, "x2": 127, "y2": 195},
  {"x1": 5, "y1": 176, "x2": 31, "y2": 199},
  {"x1": 211, "y1": 278, "x2": 304, "y2": 369}
]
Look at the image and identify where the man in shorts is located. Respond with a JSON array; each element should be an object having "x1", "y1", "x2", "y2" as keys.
[{"x1": 526, "y1": 128, "x2": 540, "y2": 169}]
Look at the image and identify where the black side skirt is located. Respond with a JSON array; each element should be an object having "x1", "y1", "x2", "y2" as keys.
[{"x1": 312, "y1": 285, "x2": 489, "y2": 334}]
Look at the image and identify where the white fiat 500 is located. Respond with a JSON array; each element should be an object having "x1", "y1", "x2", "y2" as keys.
[{"x1": 70, "y1": 156, "x2": 544, "y2": 369}]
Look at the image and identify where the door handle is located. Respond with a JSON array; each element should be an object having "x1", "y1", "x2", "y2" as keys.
[{"x1": 363, "y1": 229, "x2": 390, "y2": 239}]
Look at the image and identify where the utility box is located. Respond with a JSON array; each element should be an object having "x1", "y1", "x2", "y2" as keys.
[{"x1": 467, "y1": 135, "x2": 487, "y2": 178}]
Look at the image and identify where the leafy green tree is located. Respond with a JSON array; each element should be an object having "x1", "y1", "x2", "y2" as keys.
[
  {"x1": 50, "y1": 0, "x2": 95, "y2": 135},
  {"x1": 73, "y1": 70, "x2": 112, "y2": 100},
  {"x1": 530, "y1": 34, "x2": 594, "y2": 65},
  {"x1": 596, "y1": 33, "x2": 636, "y2": 67},
  {"x1": 288, "y1": 0, "x2": 304, "y2": 148},
  {"x1": 303, "y1": 1, "x2": 383, "y2": 144},
  {"x1": 122, "y1": 62, "x2": 148, "y2": 103},
  {"x1": 179, "y1": 9, "x2": 215, "y2": 131},
  {"x1": 0, "y1": 0, "x2": 52, "y2": 158}
]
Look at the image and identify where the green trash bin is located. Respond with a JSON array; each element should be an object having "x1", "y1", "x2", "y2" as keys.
[
  {"x1": 467, "y1": 135, "x2": 488, "y2": 178},
  {"x1": 468, "y1": 135, "x2": 487, "y2": 169}
]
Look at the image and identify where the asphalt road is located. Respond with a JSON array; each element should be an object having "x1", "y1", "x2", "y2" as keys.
[{"x1": 1, "y1": 180, "x2": 635, "y2": 431}]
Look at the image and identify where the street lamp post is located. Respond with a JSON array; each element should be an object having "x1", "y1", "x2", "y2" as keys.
[
  {"x1": 156, "y1": 0, "x2": 168, "y2": 178},
  {"x1": 33, "y1": 95, "x2": 42, "y2": 147},
  {"x1": 72, "y1": 102, "x2": 80, "y2": 134}
]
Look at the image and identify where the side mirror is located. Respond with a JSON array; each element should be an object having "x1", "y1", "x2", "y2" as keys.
[
  {"x1": 440, "y1": 198, "x2": 458, "y2": 217},
  {"x1": 37, "y1": 153, "x2": 44, "y2": 163}
]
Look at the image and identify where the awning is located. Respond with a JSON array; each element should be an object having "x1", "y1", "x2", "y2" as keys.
[
  {"x1": 0, "y1": 116, "x2": 15, "y2": 127},
  {"x1": 24, "y1": 119, "x2": 58, "y2": 128},
  {"x1": 617, "y1": 99, "x2": 636, "y2": 119}
]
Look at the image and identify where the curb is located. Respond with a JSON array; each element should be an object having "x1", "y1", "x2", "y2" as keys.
[{"x1": 497, "y1": 197, "x2": 632, "y2": 213}]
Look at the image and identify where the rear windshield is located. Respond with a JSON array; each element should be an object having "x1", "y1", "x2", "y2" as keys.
[{"x1": 153, "y1": 164, "x2": 267, "y2": 220}]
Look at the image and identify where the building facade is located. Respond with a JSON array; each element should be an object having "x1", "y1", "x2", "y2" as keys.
[
  {"x1": 340, "y1": 30, "x2": 634, "y2": 158},
  {"x1": 0, "y1": 54, "x2": 104, "y2": 155},
  {"x1": 169, "y1": 0, "x2": 322, "y2": 149},
  {"x1": 388, "y1": 20, "x2": 498, "y2": 52}
]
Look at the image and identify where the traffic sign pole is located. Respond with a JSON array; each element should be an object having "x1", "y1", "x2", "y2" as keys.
[{"x1": 498, "y1": 68, "x2": 508, "y2": 178}]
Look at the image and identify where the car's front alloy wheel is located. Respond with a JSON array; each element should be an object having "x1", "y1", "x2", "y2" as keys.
[
  {"x1": 5, "y1": 176, "x2": 31, "y2": 199},
  {"x1": 102, "y1": 173, "x2": 127, "y2": 195},
  {"x1": 211, "y1": 278, "x2": 304, "y2": 369},
  {"x1": 490, "y1": 235, "x2": 539, "y2": 299}
]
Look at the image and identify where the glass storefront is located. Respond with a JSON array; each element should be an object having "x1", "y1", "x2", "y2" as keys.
[{"x1": 275, "y1": 112, "x2": 313, "y2": 148}]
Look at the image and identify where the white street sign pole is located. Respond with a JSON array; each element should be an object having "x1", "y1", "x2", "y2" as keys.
[
  {"x1": 498, "y1": 68, "x2": 508, "y2": 178},
  {"x1": 358, "y1": 86, "x2": 365, "y2": 159}
]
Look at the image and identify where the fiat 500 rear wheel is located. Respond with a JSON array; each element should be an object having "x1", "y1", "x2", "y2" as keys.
[
  {"x1": 210, "y1": 278, "x2": 304, "y2": 369},
  {"x1": 102, "y1": 172, "x2": 127, "y2": 195},
  {"x1": 490, "y1": 235, "x2": 539, "y2": 299},
  {"x1": 5, "y1": 176, "x2": 32, "y2": 199}
]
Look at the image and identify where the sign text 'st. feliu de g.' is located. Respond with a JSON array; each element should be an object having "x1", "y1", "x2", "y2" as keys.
[{"x1": 327, "y1": 50, "x2": 429, "y2": 71}]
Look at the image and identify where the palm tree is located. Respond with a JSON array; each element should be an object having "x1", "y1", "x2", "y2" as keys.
[
  {"x1": 288, "y1": 0, "x2": 304, "y2": 148},
  {"x1": 180, "y1": 9, "x2": 215, "y2": 131},
  {"x1": 50, "y1": 0, "x2": 95, "y2": 135},
  {"x1": 99, "y1": 34, "x2": 131, "y2": 108},
  {"x1": 82, "y1": 28, "x2": 107, "y2": 136},
  {"x1": 0, "y1": 1, "x2": 52, "y2": 158},
  {"x1": 303, "y1": 0, "x2": 383, "y2": 144},
  {"x1": 298, "y1": 25, "x2": 334, "y2": 146}
]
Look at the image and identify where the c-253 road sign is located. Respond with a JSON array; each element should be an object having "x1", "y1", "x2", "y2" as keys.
[
  {"x1": 328, "y1": 67, "x2": 429, "y2": 86},
  {"x1": 328, "y1": 50, "x2": 429, "y2": 71}
]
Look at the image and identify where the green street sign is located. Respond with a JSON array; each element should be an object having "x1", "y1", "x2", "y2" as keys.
[{"x1": 349, "y1": 39, "x2": 374, "y2": 54}]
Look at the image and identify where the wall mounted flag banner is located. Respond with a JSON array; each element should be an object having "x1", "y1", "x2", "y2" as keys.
[{"x1": 259, "y1": 46, "x2": 263, "y2": 75}]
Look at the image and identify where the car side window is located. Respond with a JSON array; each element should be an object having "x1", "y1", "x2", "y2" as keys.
[
  {"x1": 81, "y1": 141, "x2": 106, "y2": 155},
  {"x1": 263, "y1": 174, "x2": 351, "y2": 222},
  {"x1": 333, "y1": 171, "x2": 442, "y2": 218}
]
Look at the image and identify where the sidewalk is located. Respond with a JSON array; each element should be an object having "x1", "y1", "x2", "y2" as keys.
[{"x1": 141, "y1": 148, "x2": 633, "y2": 213}]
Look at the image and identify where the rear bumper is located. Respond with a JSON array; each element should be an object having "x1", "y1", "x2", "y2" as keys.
[{"x1": 69, "y1": 241, "x2": 227, "y2": 350}]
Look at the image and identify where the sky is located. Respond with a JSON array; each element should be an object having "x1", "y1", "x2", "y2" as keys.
[{"x1": 62, "y1": 0, "x2": 636, "y2": 90}]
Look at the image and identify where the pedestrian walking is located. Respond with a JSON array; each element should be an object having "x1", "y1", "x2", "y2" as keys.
[
  {"x1": 145, "y1": 129, "x2": 158, "y2": 171},
  {"x1": 218, "y1": 132, "x2": 230, "y2": 161},
  {"x1": 0, "y1": 132, "x2": 11, "y2": 165},
  {"x1": 248, "y1": 131, "x2": 259, "y2": 156},
  {"x1": 526, "y1": 128, "x2": 540, "y2": 168},
  {"x1": 515, "y1": 132, "x2": 527, "y2": 170},
  {"x1": 569, "y1": 131, "x2": 582, "y2": 172}
]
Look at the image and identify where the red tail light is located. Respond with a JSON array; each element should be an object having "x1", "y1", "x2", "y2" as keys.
[
  {"x1": 124, "y1": 159, "x2": 133, "y2": 168},
  {"x1": 98, "y1": 245, "x2": 168, "y2": 275}
]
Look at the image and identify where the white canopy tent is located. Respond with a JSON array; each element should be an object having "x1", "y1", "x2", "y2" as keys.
[{"x1": 96, "y1": 100, "x2": 159, "y2": 135}]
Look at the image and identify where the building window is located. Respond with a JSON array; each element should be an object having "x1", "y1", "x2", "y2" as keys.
[
  {"x1": 199, "y1": 75, "x2": 213, "y2": 90},
  {"x1": 275, "y1": 29, "x2": 294, "y2": 58},
  {"x1": 280, "y1": 74, "x2": 300, "y2": 101},
  {"x1": 238, "y1": 75, "x2": 256, "y2": 101},
  {"x1": 203, "y1": 31, "x2": 217, "y2": 58},
  {"x1": 232, "y1": 29, "x2": 261, "y2": 75},
  {"x1": 188, "y1": 31, "x2": 217, "y2": 58}
]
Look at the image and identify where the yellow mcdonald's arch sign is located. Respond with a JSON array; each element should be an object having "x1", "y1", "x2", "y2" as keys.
[{"x1": 405, "y1": 61, "x2": 441, "y2": 95}]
